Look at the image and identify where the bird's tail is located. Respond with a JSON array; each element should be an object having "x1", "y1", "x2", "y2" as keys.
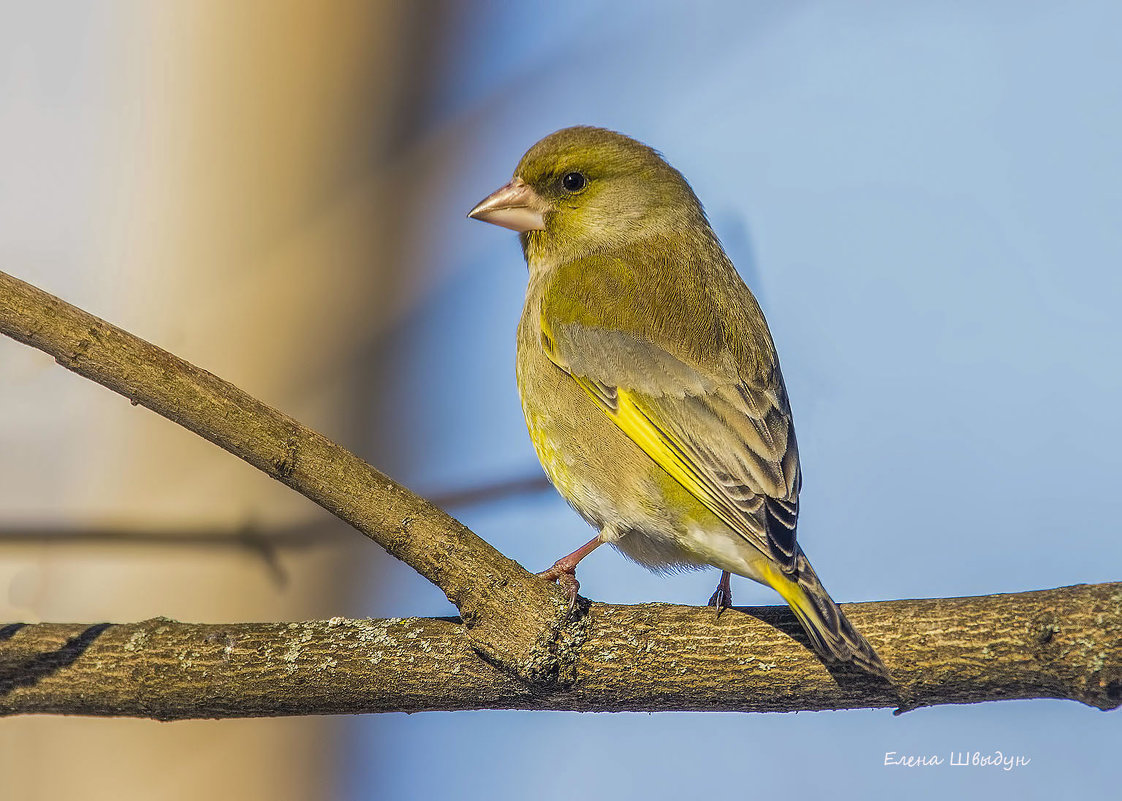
[{"x1": 763, "y1": 551, "x2": 890, "y2": 679}]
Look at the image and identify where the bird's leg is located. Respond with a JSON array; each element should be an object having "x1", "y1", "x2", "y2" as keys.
[
  {"x1": 537, "y1": 536, "x2": 603, "y2": 611},
  {"x1": 707, "y1": 570, "x2": 733, "y2": 618}
]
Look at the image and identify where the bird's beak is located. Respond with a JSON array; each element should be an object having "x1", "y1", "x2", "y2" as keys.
[{"x1": 467, "y1": 177, "x2": 548, "y2": 232}]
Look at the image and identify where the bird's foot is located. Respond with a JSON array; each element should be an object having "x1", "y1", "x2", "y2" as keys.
[
  {"x1": 707, "y1": 571, "x2": 733, "y2": 618},
  {"x1": 536, "y1": 536, "x2": 603, "y2": 614},
  {"x1": 537, "y1": 561, "x2": 581, "y2": 613}
]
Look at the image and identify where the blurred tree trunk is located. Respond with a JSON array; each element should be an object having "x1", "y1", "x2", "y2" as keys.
[{"x1": 0, "y1": 3, "x2": 449, "y2": 799}]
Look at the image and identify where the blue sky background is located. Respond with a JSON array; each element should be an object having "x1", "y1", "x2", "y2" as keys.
[{"x1": 347, "y1": 3, "x2": 1121, "y2": 798}]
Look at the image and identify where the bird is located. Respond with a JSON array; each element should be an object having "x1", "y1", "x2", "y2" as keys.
[{"x1": 467, "y1": 126, "x2": 888, "y2": 678}]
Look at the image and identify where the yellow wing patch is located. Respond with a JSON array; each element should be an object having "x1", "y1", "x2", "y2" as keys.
[
  {"x1": 540, "y1": 314, "x2": 772, "y2": 561},
  {"x1": 581, "y1": 379, "x2": 765, "y2": 548}
]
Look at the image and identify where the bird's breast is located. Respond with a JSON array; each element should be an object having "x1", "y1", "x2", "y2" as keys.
[{"x1": 515, "y1": 286, "x2": 693, "y2": 534}]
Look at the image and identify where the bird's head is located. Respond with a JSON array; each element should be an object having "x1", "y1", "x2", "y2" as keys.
[{"x1": 469, "y1": 126, "x2": 707, "y2": 264}]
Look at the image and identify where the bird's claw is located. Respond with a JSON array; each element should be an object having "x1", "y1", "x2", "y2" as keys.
[
  {"x1": 707, "y1": 572, "x2": 733, "y2": 618},
  {"x1": 537, "y1": 564, "x2": 581, "y2": 615}
]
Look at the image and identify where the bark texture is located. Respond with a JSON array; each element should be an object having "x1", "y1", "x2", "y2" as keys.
[{"x1": 2, "y1": 583, "x2": 1120, "y2": 719}]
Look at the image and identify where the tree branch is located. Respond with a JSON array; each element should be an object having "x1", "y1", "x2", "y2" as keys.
[
  {"x1": 0, "y1": 270, "x2": 568, "y2": 683},
  {"x1": 0, "y1": 473, "x2": 552, "y2": 588},
  {"x1": 2, "y1": 270, "x2": 1120, "y2": 717},
  {"x1": 2, "y1": 583, "x2": 1119, "y2": 718},
  {"x1": 0, "y1": 521, "x2": 344, "y2": 588}
]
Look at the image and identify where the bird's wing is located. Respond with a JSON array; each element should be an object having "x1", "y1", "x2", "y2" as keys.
[{"x1": 539, "y1": 312, "x2": 802, "y2": 572}]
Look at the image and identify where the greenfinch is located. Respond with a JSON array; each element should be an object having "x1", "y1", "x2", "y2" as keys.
[{"x1": 469, "y1": 126, "x2": 888, "y2": 678}]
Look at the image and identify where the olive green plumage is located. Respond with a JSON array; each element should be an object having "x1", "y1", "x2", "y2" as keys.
[{"x1": 474, "y1": 125, "x2": 888, "y2": 678}]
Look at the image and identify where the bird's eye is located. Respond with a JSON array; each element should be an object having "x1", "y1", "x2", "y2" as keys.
[{"x1": 561, "y1": 171, "x2": 587, "y2": 192}]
